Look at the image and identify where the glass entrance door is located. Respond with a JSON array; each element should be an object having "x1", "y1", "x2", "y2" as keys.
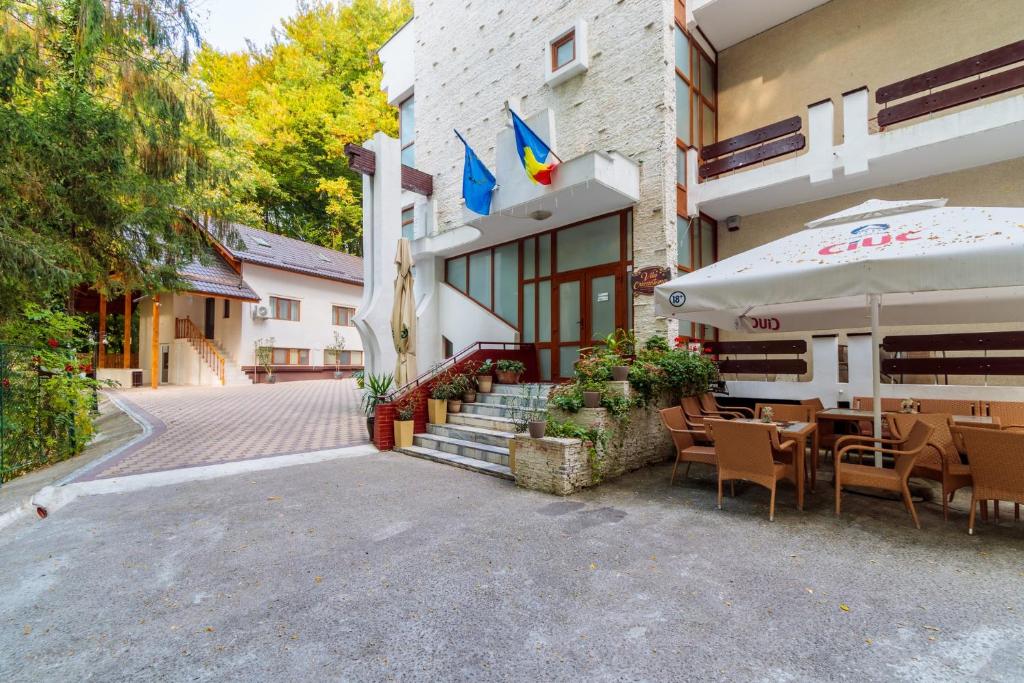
[{"x1": 552, "y1": 266, "x2": 624, "y2": 380}]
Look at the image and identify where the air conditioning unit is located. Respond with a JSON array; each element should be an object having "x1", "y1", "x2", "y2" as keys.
[{"x1": 252, "y1": 304, "x2": 271, "y2": 319}]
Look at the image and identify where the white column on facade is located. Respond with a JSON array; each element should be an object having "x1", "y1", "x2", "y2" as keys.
[
  {"x1": 807, "y1": 98, "x2": 836, "y2": 184},
  {"x1": 840, "y1": 87, "x2": 871, "y2": 176}
]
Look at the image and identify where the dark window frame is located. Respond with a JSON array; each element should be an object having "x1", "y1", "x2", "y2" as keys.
[{"x1": 551, "y1": 30, "x2": 576, "y2": 71}]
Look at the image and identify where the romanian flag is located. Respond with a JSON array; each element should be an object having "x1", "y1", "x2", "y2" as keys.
[{"x1": 510, "y1": 110, "x2": 558, "y2": 185}]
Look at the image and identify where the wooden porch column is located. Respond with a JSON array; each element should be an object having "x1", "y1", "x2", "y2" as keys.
[
  {"x1": 123, "y1": 294, "x2": 132, "y2": 369},
  {"x1": 151, "y1": 295, "x2": 160, "y2": 389},
  {"x1": 98, "y1": 296, "x2": 107, "y2": 369}
]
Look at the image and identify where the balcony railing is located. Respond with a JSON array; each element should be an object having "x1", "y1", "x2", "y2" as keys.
[
  {"x1": 876, "y1": 39, "x2": 1024, "y2": 128},
  {"x1": 699, "y1": 116, "x2": 804, "y2": 179}
]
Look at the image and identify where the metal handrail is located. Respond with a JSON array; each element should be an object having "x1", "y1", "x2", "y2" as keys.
[
  {"x1": 174, "y1": 317, "x2": 226, "y2": 385},
  {"x1": 382, "y1": 341, "x2": 534, "y2": 403}
]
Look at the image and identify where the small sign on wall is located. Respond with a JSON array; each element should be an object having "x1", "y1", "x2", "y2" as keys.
[{"x1": 631, "y1": 266, "x2": 671, "y2": 295}]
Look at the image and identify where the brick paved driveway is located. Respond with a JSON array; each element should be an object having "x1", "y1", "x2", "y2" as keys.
[{"x1": 82, "y1": 380, "x2": 367, "y2": 479}]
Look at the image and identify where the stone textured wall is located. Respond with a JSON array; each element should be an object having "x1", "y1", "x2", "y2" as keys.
[
  {"x1": 516, "y1": 386, "x2": 675, "y2": 495},
  {"x1": 412, "y1": 0, "x2": 676, "y2": 340}
]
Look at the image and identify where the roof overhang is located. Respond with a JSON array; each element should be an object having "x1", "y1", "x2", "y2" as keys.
[
  {"x1": 689, "y1": 0, "x2": 829, "y2": 50},
  {"x1": 462, "y1": 150, "x2": 640, "y2": 250}
]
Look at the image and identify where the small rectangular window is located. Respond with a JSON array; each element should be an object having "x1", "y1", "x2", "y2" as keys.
[
  {"x1": 399, "y1": 96, "x2": 415, "y2": 167},
  {"x1": 223, "y1": 300, "x2": 230, "y2": 318},
  {"x1": 401, "y1": 205, "x2": 415, "y2": 240},
  {"x1": 272, "y1": 348, "x2": 309, "y2": 365},
  {"x1": 325, "y1": 350, "x2": 363, "y2": 366},
  {"x1": 269, "y1": 296, "x2": 300, "y2": 321},
  {"x1": 552, "y1": 31, "x2": 575, "y2": 71},
  {"x1": 332, "y1": 305, "x2": 355, "y2": 326}
]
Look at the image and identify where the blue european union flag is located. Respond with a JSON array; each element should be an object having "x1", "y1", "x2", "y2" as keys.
[{"x1": 455, "y1": 130, "x2": 496, "y2": 215}]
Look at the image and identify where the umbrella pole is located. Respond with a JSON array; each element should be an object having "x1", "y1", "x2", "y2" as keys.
[{"x1": 870, "y1": 293, "x2": 883, "y2": 467}]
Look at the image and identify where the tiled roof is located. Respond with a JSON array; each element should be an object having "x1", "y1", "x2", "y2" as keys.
[
  {"x1": 178, "y1": 244, "x2": 260, "y2": 301},
  {"x1": 217, "y1": 223, "x2": 364, "y2": 285}
]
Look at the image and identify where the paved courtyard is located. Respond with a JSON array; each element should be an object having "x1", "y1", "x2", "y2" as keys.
[
  {"x1": 2, "y1": 451, "x2": 1022, "y2": 682},
  {"x1": 81, "y1": 380, "x2": 366, "y2": 479}
]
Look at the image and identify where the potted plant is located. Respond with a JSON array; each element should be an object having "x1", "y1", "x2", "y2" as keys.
[
  {"x1": 360, "y1": 372, "x2": 394, "y2": 439},
  {"x1": 326, "y1": 331, "x2": 346, "y2": 379},
  {"x1": 495, "y1": 359, "x2": 525, "y2": 384},
  {"x1": 603, "y1": 329, "x2": 636, "y2": 381},
  {"x1": 393, "y1": 394, "x2": 418, "y2": 448},
  {"x1": 446, "y1": 373, "x2": 469, "y2": 414},
  {"x1": 428, "y1": 379, "x2": 449, "y2": 425},
  {"x1": 476, "y1": 359, "x2": 494, "y2": 393},
  {"x1": 254, "y1": 337, "x2": 275, "y2": 384},
  {"x1": 459, "y1": 361, "x2": 479, "y2": 403},
  {"x1": 581, "y1": 380, "x2": 603, "y2": 409}
]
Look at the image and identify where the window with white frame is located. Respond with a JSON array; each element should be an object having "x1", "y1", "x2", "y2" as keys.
[
  {"x1": 270, "y1": 296, "x2": 300, "y2": 321},
  {"x1": 399, "y1": 96, "x2": 414, "y2": 166}
]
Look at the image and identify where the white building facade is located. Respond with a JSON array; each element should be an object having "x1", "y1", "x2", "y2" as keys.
[{"x1": 353, "y1": 0, "x2": 1024, "y2": 397}]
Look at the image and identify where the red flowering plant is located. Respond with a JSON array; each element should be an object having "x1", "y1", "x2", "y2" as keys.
[{"x1": 0, "y1": 304, "x2": 108, "y2": 482}]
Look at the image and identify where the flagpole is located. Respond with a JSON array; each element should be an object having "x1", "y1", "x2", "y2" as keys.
[{"x1": 507, "y1": 110, "x2": 563, "y2": 164}]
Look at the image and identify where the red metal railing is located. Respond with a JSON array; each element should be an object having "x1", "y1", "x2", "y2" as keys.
[
  {"x1": 174, "y1": 317, "x2": 226, "y2": 385},
  {"x1": 372, "y1": 341, "x2": 537, "y2": 450}
]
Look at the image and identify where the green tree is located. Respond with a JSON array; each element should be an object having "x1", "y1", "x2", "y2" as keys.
[
  {"x1": 0, "y1": 0, "x2": 241, "y2": 317},
  {"x1": 196, "y1": 0, "x2": 411, "y2": 254}
]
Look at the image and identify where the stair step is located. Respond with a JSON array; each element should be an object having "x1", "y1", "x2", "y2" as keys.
[
  {"x1": 413, "y1": 434, "x2": 509, "y2": 466},
  {"x1": 447, "y1": 412, "x2": 524, "y2": 432},
  {"x1": 489, "y1": 383, "x2": 554, "y2": 396},
  {"x1": 455, "y1": 402, "x2": 533, "y2": 419},
  {"x1": 427, "y1": 422, "x2": 514, "y2": 448},
  {"x1": 396, "y1": 445, "x2": 514, "y2": 481},
  {"x1": 475, "y1": 392, "x2": 548, "y2": 408}
]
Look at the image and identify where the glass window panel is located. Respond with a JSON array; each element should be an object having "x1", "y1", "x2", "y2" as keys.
[
  {"x1": 446, "y1": 256, "x2": 467, "y2": 293},
  {"x1": 674, "y1": 28, "x2": 690, "y2": 79},
  {"x1": 676, "y1": 146, "x2": 686, "y2": 186},
  {"x1": 402, "y1": 222, "x2": 414, "y2": 240},
  {"x1": 558, "y1": 280, "x2": 580, "y2": 343},
  {"x1": 401, "y1": 144, "x2": 415, "y2": 167},
  {"x1": 538, "y1": 234, "x2": 551, "y2": 276},
  {"x1": 538, "y1": 349, "x2": 551, "y2": 381},
  {"x1": 691, "y1": 44, "x2": 699, "y2": 80},
  {"x1": 701, "y1": 218, "x2": 715, "y2": 269},
  {"x1": 272, "y1": 348, "x2": 286, "y2": 364},
  {"x1": 523, "y1": 237, "x2": 535, "y2": 279},
  {"x1": 538, "y1": 280, "x2": 551, "y2": 343},
  {"x1": 626, "y1": 210, "x2": 633, "y2": 261},
  {"x1": 556, "y1": 215, "x2": 619, "y2": 273},
  {"x1": 493, "y1": 242, "x2": 518, "y2": 326},
  {"x1": 468, "y1": 251, "x2": 491, "y2": 307},
  {"x1": 702, "y1": 102, "x2": 715, "y2": 149},
  {"x1": 399, "y1": 97, "x2": 414, "y2": 146},
  {"x1": 676, "y1": 215, "x2": 692, "y2": 269},
  {"x1": 522, "y1": 283, "x2": 535, "y2": 343},
  {"x1": 590, "y1": 275, "x2": 616, "y2": 341},
  {"x1": 700, "y1": 54, "x2": 715, "y2": 99},
  {"x1": 692, "y1": 92, "x2": 700, "y2": 146},
  {"x1": 675, "y1": 75, "x2": 690, "y2": 146},
  {"x1": 555, "y1": 36, "x2": 575, "y2": 69},
  {"x1": 559, "y1": 346, "x2": 580, "y2": 378}
]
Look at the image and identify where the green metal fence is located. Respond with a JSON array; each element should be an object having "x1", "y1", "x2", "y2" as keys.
[{"x1": 0, "y1": 343, "x2": 93, "y2": 486}]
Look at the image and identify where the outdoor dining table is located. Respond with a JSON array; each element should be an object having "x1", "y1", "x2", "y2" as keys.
[{"x1": 734, "y1": 419, "x2": 817, "y2": 510}]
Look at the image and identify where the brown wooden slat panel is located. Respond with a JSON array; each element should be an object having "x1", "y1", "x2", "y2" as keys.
[
  {"x1": 701, "y1": 116, "x2": 801, "y2": 161},
  {"x1": 704, "y1": 340, "x2": 808, "y2": 355},
  {"x1": 718, "y1": 359, "x2": 808, "y2": 375},
  {"x1": 883, "y1": 331, "x2": 1024, "y2": 352},
  {"x1": 876, "y1": 39, "x2": 1024, "y2": 104},
  {"x1": 878, "y1": 64, "x2": 1024, "y2": 127},
  {"x1": 883, "y1": 357, "x2": 1024, "y2": 376},
  {"x1": 344, "y1": 144, "x2": 434, "y2": 196},
  {"x1": 699, "y1": 134, "x2": 805, "y2": 179}
]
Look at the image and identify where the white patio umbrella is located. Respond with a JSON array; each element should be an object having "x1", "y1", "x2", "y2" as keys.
[{"x1": 654, "y1": 198, "x2": 1024, "y2": 463}]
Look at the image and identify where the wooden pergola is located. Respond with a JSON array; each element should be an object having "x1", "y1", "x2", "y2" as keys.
[{"x1": 71, "y1": 288, "x2": 161, "y2": 389}]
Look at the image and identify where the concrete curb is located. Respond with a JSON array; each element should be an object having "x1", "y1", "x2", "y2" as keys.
[
  {"x1": 62, "y1": 392, "x2": 162, "y2": 484},
  {"x1": 30, "y1": 443, "x2": 379, "y2": 519}
]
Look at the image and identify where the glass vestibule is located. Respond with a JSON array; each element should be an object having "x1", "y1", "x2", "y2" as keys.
[{"x1": 444, "y1": 210, "x2": 632, "y2": 381}]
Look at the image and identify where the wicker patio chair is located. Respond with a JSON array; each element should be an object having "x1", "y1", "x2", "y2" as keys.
[
  {"x1": 986, "y1": 401, "x2": 1024, "y2": 430},
  {"x1": 889, "y1": 413, "x2": 972, "y2": 521},
  {"x1": 957, "y1": 427, "x2": 1024, "y2": 535},
  {"x1": 802, "y1": 397, "x2": 861, "y2": 459},
  {"x1": 853, "y1": 396, "x2": 904, "y2": 412},
  {"x1": 916, "y1": 398, "x2": 980, "y2": 416},
  {"x1": 834, "y1": 421, "x2": 934, "y2": 529},
  {"x1": 659, "y1": 407, "x2": 717, "y2": 484},
  {"x1": 704, "y1": 419, "x2": 797, "y2": 522},
  {"x1": 754, "y1": 403, "x2": 814, "y2": 423},
  {"x1": 699, "y1": 392, "x2": 754, "y2": 418}
]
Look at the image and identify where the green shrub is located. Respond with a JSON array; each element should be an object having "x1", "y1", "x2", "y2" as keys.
[
  {"x1": 644, "y1": 335, "x2": 671, "y2": 352},
  {"x1": 496, "y1": 359, "x2": 525, "y2": 373},
  {"x1": 545, "y1": 418, "x2": 610, "y2": 483}
]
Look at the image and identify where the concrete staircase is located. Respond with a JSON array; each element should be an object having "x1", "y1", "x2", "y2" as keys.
[
  {"x1": 396, "y1": 383, "x2": 553, "y2": 480},
  {"x1": 207, "y1": 340, "x2": 253, "y2": 386}
]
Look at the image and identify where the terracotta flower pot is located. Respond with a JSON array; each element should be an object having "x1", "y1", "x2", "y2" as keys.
[
  {"x1": 447, "y1": 398, "x2": 463, "y2": 413},
  {"x1": 611, "y1": 365, "x2": 630, "y2": 382},
  {"x1": 463, "y1": 390, "x2": 477, "y2": 404},
  {"x1": 477, "y1": 375, "x2": 493, "y2": 393},
  {"x1": 393, "y1": 420, "x2": 414, "y2": 448},
  {"x1": 583, "y1": 391, "x2": 602, "y2": 409},
  {"x1": 528, "y1": 420, "x2": 546, "y2": 439},
  {"x1": 496, "y1": 370, "x2": 521, "y2": 384},
  {"x1": 427, "y1": 398, "x2": 448, "y2": 425}
]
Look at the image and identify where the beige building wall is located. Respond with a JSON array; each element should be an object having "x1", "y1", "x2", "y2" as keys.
[
  {"x1": 716, "y1": 0, "x2": 1023, "y2": 140},
  {"x1": 411, "y1": 0, "x2": 677, "y2": 339},
  {"x1": 716, "y1": 157, "x2": 1024, "y2": 386}
]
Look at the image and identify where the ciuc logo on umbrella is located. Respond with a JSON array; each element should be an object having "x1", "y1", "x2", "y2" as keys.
[{"x1": 818, "y1": 222, "x2": 922, "y2": 256}]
